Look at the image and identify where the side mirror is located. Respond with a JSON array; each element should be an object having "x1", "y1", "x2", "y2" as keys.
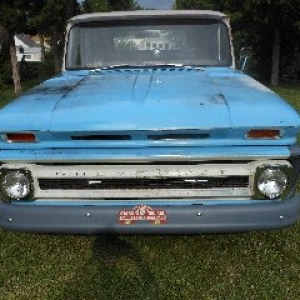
[
  {"x1": 239, "y1": 55, "x2": 249, "y2": 71},
  {"x1": 239, "y1": 47, "x2": 251, "y2": 71}
]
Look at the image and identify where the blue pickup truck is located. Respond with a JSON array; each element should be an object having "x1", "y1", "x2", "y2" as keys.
[{"x1": 0, "y1": 10, "x2": 299, "y2": 234}]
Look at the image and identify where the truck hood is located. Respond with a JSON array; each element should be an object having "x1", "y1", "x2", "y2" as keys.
[
  {"x1": 0, "y1": 68, "x2": 299, "y2": 132},
  {"x1": 51, "y1": 69, "x2": 233, "y2": 131}
]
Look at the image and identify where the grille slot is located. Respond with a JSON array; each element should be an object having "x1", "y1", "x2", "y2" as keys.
[
  {"x1": 72, "y1": 135, "x2": 131, "y2": 141},
  {"x1": 70, "y1": 130, "x2": 210, "y2": 141},
  {"x1": 39, "y1": 177, "x2": 248, "y2": 191}
]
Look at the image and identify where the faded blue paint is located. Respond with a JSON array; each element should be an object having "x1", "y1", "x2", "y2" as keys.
[
  {"x1": 0, "y1": 146, "x2": 291, "y2": 162},
  {"x1": 1, "y1": 11, "x2": 300, "y2": 233},
  {"x1": 0, "y1": 68, "x2": 299, "y2": 135}
]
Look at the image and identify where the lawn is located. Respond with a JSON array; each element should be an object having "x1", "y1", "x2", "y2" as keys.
[{"x1": 0, "y1": 83, "x2": 299, "y2": 300}]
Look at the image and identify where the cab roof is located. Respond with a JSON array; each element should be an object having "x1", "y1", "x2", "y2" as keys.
[{"x1": 69, "y1": 10, "x2": 227, "y2": 26}]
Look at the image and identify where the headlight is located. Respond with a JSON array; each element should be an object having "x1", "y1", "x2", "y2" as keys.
[
  {"x1": 256, "y1": 168, "x2": 289, "y2": 199},
  {"x1": 1, "y1": 170, "x2": 32, "y2": 200}
]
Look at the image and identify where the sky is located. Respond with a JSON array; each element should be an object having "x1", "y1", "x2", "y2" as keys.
[{"x1": 137, "y1": 0, "x2": 175, "y2": 9}]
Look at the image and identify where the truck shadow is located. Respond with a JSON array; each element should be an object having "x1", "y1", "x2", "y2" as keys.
[
  {"x1": 50, "y1": 228, "x2": 296, "y2": 300},
  {"x1": 92, "y1": 234, "x2": 145, "y2": 264},
  {"x1": 53, "y1": 234, "x2": 161, "y2": 300}
]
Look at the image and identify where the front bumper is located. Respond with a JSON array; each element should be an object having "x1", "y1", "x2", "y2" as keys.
[{"x1": 0, "y1": 196, "x2": 299, "y2": 234}]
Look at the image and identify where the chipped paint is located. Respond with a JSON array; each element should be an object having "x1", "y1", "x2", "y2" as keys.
[{"x1": 0, "y1": 11, "x2": 300, "y2": 233}]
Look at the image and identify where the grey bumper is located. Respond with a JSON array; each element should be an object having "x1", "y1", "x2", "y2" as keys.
[{"x1": 0, "y1": 196, "x2": 299, "y2": 234}]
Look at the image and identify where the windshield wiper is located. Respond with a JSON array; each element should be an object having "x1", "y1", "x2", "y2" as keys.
[
  {"x1": 103, "y1": 63, "x2": 186, "y2": 69},
  {"x1": 144, "y1": 64, "x2": 206, "y2": 71},
  {"x1": 91, "y1": 64, "x2": 205, "y2": 72},
  {"x1": 95, "y1": 64, "x2": 145, "y2": 71},
  {"x1": 145, "y1": 63, "x2": 184, "y2": 68}
]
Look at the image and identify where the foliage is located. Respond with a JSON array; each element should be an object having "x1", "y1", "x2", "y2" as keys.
[
  {"x1": 0, "y1": 31, "x2": 12, "y2": 89},
  {"x1": 83, "y1": 0, "x2": 108, "y2": 12},
  {"x1": 0, "y1": 62, "x2": 13, "y2": 90},
  {"x1": 28, "y1": 0, "x2": 79, "y2": 71},
  {"x1": 175, "y1": 0, "x2": 300, "y2": 84},
  {"x1": 176, "y1": 0, "x2": 214, "y2": 10},
  {"x1": 229, "y1": 0, "x2": 300, "y2": 84},
  {"x1": 0, "y1": 1, "x2": 35, "y2": 35},
  {"x1": 0, "y1": 0, "x2": 78, "y2": 92},
  {"x1": 19, "y1": 55, "x2": 55, "y2": 83},
  {"x1": 0, "y1": 1, "x2": 43, "y2": 93},
  {"x1": 83, "y1": 0, "x2": 140, "y2": 12},
  {"x1": 107, "y1": 0, "x2": 140, "y2": 11}
]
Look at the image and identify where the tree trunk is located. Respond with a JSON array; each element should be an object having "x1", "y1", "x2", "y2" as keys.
[
  {"x1": 51, "y1": 34, "x2": 61, "y2": 73},
  {"x1": 8, "y1": 32, "x2": 22, "y2": 94},
  {"x1": 40, "y1": 34, "x2": 46, "y2": 63},
  {"x1": 0, "y1": 25, "x2": 7, "y2": 41},
  {"x1": 270, "y1": 28, "x2": 280, "y2": 86}
]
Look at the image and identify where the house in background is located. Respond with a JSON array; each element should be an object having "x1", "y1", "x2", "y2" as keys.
[
  {"x1": 15, "y1": 34, "x2": 41, "y2": 62},
  {"x1": 30, "y1": 35, "x2": 51, "y2": 50}
]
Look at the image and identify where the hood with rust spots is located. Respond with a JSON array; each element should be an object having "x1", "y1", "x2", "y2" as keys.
[{"x1": 0, "y1": 68, "x2": 299, "y2": 132}]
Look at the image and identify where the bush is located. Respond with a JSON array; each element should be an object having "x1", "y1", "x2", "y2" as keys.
[
  {"x1": 0, "y1": 40, "x2": 13, "y2": 89},
  {"x1": 0, "y1": 61, "x2": 13, "y2": 90},
  {"x1": 20, "y1": 54, "x2": 55, "y2": 82}
]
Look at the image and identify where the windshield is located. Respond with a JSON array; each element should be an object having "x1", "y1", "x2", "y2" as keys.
[{"x1": 66, "y1": 20, "x2": 232, "y2": 69}]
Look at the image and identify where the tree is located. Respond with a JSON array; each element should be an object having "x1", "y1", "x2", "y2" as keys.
[
  {"x1": 176, "y1": 0, "x2": 213, "y2": 10},
  {"x1": 246, "y1": 0, "x2": 300, "y2": 86},
  {"x1": 175, "y1": 0, "x2": 300, "y2": 85},
  {"x1": 0, "y1": 1, "x2": 38, "y2": 93},
  {"x1": 0, "y1": 0, "x2": 78, "y2": 93},
  {"x1": 82, "y1": 0, "x2": 108, "y2": 12},
  {"x1": 0, "y1": 26, "x2": 12, "y2": 88},
  {"x1": 29, "y1": 0, "x2": 79, "y2": 72},
  {"x1": 107, "y1": 0, "x2": 140, "y2": 10},
  {"x1": 83, "y1": 0, "x2": 140, "y2": 12}
]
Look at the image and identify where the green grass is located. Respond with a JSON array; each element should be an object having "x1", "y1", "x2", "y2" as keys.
[
  {"x1": 273, "y1": 83, "x2": 300, "y2": 111},
  {"x1": 0, "y1": 81, "x2": 41, "y2": 108},
  {"x1": 1, "y1": 230, "x2": 300, "y2": 300},
  {"x1": 0, "y1": 89, "x2": 16, "y2": 108},
  {"x1": 0, "y1": 83, "x2": 299, "y2": 300}
]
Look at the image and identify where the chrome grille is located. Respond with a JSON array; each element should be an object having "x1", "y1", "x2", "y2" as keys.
[
  {"x1": 4, "y1": 161, "x2": 268, "y2": 200},
  {"x1": 39, "y1": 176, "x2": 248, "y2": 191}
]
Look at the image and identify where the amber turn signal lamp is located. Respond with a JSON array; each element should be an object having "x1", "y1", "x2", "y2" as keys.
[
  {"x1": 6, "y1": 133, "x2": 36, "y2": 143},
  {"x1": 247, "y1": 129, "x2": 280, "y2": 140}
]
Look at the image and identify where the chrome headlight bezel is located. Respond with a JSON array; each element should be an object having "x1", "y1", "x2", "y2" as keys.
[
  {"x1": 254, "y1": 165, "x2": 292, "y2": 200},
  {"x1": 0, "y1": 169, "x2": 34, "y2": 201}
]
